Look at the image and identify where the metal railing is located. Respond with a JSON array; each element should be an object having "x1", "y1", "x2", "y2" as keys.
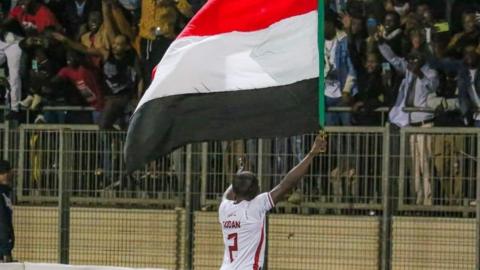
[
  {"x1": 1, "y1": 121, "x2": 479, "y2": 269},
  {"x1": 2, "y1": 124, "x2": 477, "y2": 212}
]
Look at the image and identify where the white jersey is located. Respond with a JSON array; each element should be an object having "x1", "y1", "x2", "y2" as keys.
[{"x1": 218, "y1": 192, "x2": 275, "y2": 270}]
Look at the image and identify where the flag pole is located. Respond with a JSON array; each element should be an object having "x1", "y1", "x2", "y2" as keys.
[
  {"x1": 318, "y1": 0, "x2": 326, "y2": 142},
  {"x1": 318, "y1": 0, "x2": 325, "y2": 130}
]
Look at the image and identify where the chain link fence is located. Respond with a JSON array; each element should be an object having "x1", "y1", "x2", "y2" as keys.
[{"x1": 1, "y1": 123, "x2": 479, "y2": 269}]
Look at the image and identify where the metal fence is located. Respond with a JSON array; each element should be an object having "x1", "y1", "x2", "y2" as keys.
[{"x1": 2, "y1": 123, "x2": 479, "y2": 270}]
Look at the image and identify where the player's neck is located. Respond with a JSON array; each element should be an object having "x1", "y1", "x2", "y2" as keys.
[{"x1": 234, "y1": 197, "x2": 248, "y2": 204}]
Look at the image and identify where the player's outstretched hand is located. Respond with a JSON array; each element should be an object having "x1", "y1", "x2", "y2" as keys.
[{"x1": 309, "y1": 133, "x2": 327, "y2": 155}]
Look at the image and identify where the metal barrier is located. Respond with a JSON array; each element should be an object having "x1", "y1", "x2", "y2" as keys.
[
  {"x1": 398, "y1": 127, "x2": 479, "y2": 212},
  {"x1": 1, "y1": 124, "x2": 479, "y2": 270}
]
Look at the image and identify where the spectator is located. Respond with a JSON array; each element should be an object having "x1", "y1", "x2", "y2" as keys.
[
  {"x1": 462, "y1": 46, "x2": 480, "y2": 127},
  {"x1": 402, "y1": 13, "x2": 423, "y2": 55},
  {"x1": 139, "y1": 0, "x2": 193, "y2": 87},
  {"x1": 349, "y1": 51, "x2": 387, "y2": 203},
  {"x1": 80, "y1": 0, "x2": 133, "y2": 68},
  {"x1": 429, "y1": 70, "x2": 465, "y2": 206},
  {"x1": 379, "y1": 12, "x2": 406, "y2": 106},
  {"x1": 99, "y1": 34, "x2": 142, "y2": 129},
  {"x1": 0, "y1": 16, "x2": 23, "y2": 120},
  {"x1": 63, "y1": 0, "x2": 101, "y2": 38},
  {"x1": 51, "y1": 50, "x2": 105, "y2": 124},
  {"x1": 426, "y1": 42, "x2": 480, "y2": 205},
  {"x1": 41, "y1": 0, "x2": 65, "y2": 24},
  {"x1": 18, "y1": 27, "x2": 67, "y2": 78},
  {"x1": 449, "y1": 0, "x2": 480, "y2": 34},
  {"x1": 117, "y1": 0, "x2": 141, "y2": 26},
  {"x1": 21, "y1": 48, "x2": 64, "y2": 123},
  {"x1": 385, "y1": 0, "x2": 411, "y2": 18},
  {"x1": 343, "y1": 12, "x2": 366, "y2": 75},
  {"x1": 327, "y1": 0, "x2": 348, "y2": 14},
  {"x1": 324, "y1": 16, "x2": 356, "y2": 126},
  {"x1": 422, "y1": 9, "x2": 435, "y2": 28},
  {"x1": 352, "y1": 52, "x2": 386, "y2": 126},
  {"x1": 428, "y1": 45, "x2": 480, "y2": 127},
  {"x1": 324, "y1": 12, "x2": 358, "y2": 204},
  {"x1": 447, "y1": 12, "x2": 480, "y2": 58},
  {"x1": 378, "y1": 35, "x2": 439, "y2": 206},
  {"x1": 0, "y1": 160, "x2": 14, "y2": 263},
  {"x1": 365, "y1": 16, "x2": 380, "y2": 54},
  {"x1": 7, "y1": 0, "x2": 60, "y2": 35},
  {"x1": 53, "y1": 32, "x2": 143, "y2": 129},
  {"x1": 415, "y1": 1, "x2": 431, "y2": 19},
  {"x1": 381, "y1": 11, "x2": 403, "y2": 56}
]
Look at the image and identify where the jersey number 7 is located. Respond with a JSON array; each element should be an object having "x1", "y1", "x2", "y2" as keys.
[{"x1": 227, "y1": 233, "x2": 238, "y2": 262}]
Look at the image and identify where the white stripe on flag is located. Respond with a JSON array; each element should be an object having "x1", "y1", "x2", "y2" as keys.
[{"x1": 137, "y1": 11, "x2": 319, "y2": 111}]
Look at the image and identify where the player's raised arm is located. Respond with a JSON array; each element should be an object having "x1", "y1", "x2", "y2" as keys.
[{"x1": 269, "y1": 134, "x2": 327, "y2": 205}]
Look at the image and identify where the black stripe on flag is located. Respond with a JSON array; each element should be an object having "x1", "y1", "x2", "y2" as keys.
[{"x1": 125, "y1": 78, "x2": 318, "y2": 172}]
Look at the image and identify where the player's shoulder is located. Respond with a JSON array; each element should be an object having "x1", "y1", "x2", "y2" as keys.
[
  {"x1": 250, "y1": 192, "x2": 274, "y2": 208},
  {"x1": 219, "y1": 198, "x2": 234, "y2": 213}
]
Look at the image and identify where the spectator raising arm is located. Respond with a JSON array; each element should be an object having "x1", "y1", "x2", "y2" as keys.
[
  {"x1": 103, "y1": 0, "x2": 135, "y2": 47},
  {"x1": 269, "y1": 134, "x2": 327, "y2": 205},
  {"x1": 52, "y1": 32, "x2": 108, "y2": 61},
  {"x1": 378, "y1": 40, "x2": 407, "y2": 74}
]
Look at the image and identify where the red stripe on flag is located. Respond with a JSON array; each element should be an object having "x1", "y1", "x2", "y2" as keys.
[
  {"x1": 253, "y1": 224, "x2": 265, "y2": 270},
  {"x1": 179, "y1": 0, "x2": 317, "y2": 38},
  {"x1": 151, "y1": 65, "x2": 157, "y2": 79}
]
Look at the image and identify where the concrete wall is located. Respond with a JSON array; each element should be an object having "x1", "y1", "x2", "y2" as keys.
[{"x1": 13, "y1": 207, "x2": 476, "y2": 270}]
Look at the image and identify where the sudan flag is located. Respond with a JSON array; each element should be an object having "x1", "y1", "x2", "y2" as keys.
[{"x1": 125, "y1": 0, "x2": 324, "y2": 172}]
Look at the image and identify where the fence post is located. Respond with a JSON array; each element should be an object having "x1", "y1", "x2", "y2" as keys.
[
  {"x1": 58, "y1": 129, "x2": 71, "y2": 264},
  {"x1": 17, "y1": 127, "x2": 25, "y2": 201},
  {"x1": 184, "y1": 144, "x2": 193, "y2": 270},
  {"x1": 3, "y1": 120, "x2": 9, "y2": 160},
  {"x1": 257, "y1": 139, "x2": 263, "y2": 189},
  {"x1": 398, "y1": 129, "x2": 406, "y2": 208},
  {"x1": 380, "y1": 125, "x2": 392, "y2": 270},
  {"x1": 256, "y1": 138, "x2": 269, "y2": 269},
  {"x1": 476, "y1": 132, "x2": 480, "y2": 270},
  {"x1": 200, "y1": 142, "x2": 208, "y2": 207}
]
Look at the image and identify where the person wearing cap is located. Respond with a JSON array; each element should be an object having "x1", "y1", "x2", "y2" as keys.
[{"x1": 0, "y1": 160, "x2": 14, "y2": 263}]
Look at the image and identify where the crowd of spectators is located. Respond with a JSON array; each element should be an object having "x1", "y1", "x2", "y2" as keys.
[
  {"x1": 0, "y1": 0, "x2": 478, "y2": 128},
  {"x1": 0, "y1": 0, "x2": 204, "y2": 127},
  {"x1": 325, "y1": 0, "x2": 480, "y2": 129},
  {"x1": 0, "y1": 0, "x2": 478, "y2": 130},
  {"x1": 320, "y1": 0, "x2": 480, "y2": 206}
]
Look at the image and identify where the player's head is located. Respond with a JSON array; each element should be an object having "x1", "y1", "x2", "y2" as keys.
[{"x1": 232, "y1": 171, "x2": 259, "y2": 201}]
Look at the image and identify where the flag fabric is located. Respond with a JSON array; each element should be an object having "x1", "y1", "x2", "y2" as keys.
[{"x1": 125, "y1": 0, "x2": 321, "y2": 172}]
